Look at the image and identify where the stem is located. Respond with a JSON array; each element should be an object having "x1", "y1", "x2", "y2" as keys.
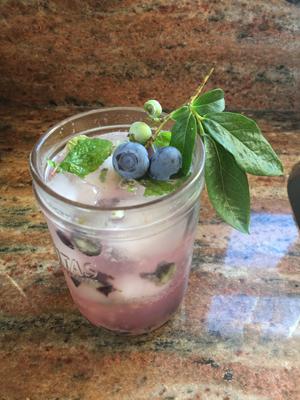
[
  {"x1": 50, "y1": 165, "x2": 59, "y2": 177},
  {"x1": 145, "y1": 67, "x2": 214, "y2": 148},
  {"x1": 145, "y1": 113, "x2": 172, "y2": 148},
  {"x1": 190, "y1": 67, "x2": 214, "y2": 104},
  {"x1": 195, "y1": 113, "x2": 205, "y2": 137}
]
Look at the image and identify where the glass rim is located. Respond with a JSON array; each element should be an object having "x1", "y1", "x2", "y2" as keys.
[{"x1": 29, "y1": 106, "x2": 206, "y2": 211}]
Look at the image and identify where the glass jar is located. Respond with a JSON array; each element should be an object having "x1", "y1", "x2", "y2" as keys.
[{"x1": 30, "y1": 107, "x2": 205, "y2": 335}]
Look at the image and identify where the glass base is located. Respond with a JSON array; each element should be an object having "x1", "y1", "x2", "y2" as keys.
[{"x1": 80, "y1": 306, "x2": 179, "y2": 336}]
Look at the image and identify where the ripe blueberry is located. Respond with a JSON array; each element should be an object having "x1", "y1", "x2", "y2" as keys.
[
  {"x1": 113, "y1": 142, "x2": 149, "y2": 179},
  {"x1": 149, "y1": 146, "x2": 182, "y2": 181},
  {"x1": 72, "y1": 234, "x2": 102, "y2": 256},
  {"x1": 56, "y1": 230, "x2": 74, "y2": 249}
]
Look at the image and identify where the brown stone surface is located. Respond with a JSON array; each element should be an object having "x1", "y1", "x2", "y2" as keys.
[
  {"x1": 0, "y1": 106, "x2": 300, "y2": 399},
  {"x1": 0, "y1": 1, "x2": 300, "y2": 111}
]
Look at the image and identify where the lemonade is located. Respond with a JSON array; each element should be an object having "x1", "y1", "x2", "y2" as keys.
[
  {"x1": 45, "y1": 130, "x2": 203, "y2": 333},
  {"x1": 31, "y1": 107, "x2": 205, "y2": 334}
]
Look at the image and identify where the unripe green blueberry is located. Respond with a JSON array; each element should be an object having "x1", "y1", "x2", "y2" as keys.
[
  {"x1": 144, "y1": 99, "x2": 162, "y2": 118},
  {"x1": 129, "y1": 121, "x2": 152, "y2": 144}
]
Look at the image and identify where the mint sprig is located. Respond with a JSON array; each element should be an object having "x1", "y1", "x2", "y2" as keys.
[
  {"x1": 147, "y1": 68, "x2": 283, "y2": 232},
  {"x1": 140, "y1": 176, "x2": 187, "y2": 197},
  {"x1": 99, "y1": 168, "x2": 108, "y2": 183},
  {"x1": 48, "y1": 135, "x2": 113, "y2": 178}
]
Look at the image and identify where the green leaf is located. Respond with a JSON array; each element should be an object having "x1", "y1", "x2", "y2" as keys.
[
  {"x1": 171, "y1": 106, "x2": 190, "y2": 121},
  {"x1": 47, "y1": 159, "x2": 58, "y2": 169},
  {"x1": 153, "y1": 131, "x2": 171, "y2": 148},
  {"x1": 140, "y1": 177, "x2": 187, "y2": 197},
  {"x1": 66, "y1": 135, "x2": 88, "y2": 151},
  {"x1": 59, "y1": 136, "x2": 113, "y2": 178},
  {"x1": 119, "y1": 179, "x2": 138, "y2": 193},
  {"x1": 204, "y1": 135, "x2": 250, "y2": 233},
  {"x1": 203, "y1": 112, "x2": 283, "y2": 176},
  {"x1": 192, "y1": 88, "x2": 225, "y2": 115},
  {"x1": 170, "y1": 112, "x2": 197, "y2": 175},
  {"x1": 99, "y1": 168, "x2": 108, "y2": 183}
]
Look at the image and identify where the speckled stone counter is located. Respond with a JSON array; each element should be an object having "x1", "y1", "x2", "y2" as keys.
[
  {"x1": 0, "y1": 1, "x2": 300, "y2": 111},
  {"x1": 0, "y1": 107, "x2": 299, "y2": 400}
]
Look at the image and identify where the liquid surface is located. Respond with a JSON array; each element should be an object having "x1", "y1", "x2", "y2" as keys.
[
  {"x1": 46, "y1": 131, "x2": 167, "y2": 207},
  {"x1": 43, "y1": 131, "x2": 200, "y2": 334}
]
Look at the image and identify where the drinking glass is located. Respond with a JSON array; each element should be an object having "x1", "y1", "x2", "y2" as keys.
[{"x1": 30, "y1": 108, "x2": 205, "y2": 334}]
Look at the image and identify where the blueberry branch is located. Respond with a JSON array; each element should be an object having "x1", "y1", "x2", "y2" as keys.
[
  {"x1": 145, "y1": 68, "x2": 214, "y2": 148},
  {"x1": 189, "y1": 67, "x2": 215, "y2": 104},
  {"x1": 145, "y1": 113, "x2": 172, "y2": 148},
  {"x1": 194, "y1": 113, "x2": 205, "y2": 137}
]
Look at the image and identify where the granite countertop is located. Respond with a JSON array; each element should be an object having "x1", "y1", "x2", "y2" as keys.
[{"x1": 0, "y1": 107, "x2": 299, "y2": 400}]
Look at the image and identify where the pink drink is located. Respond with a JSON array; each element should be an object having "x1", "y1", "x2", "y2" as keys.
[
  {"x1": 47, "y1": 215, "x2": 197, "y2": 334},
  {"x1": 30, "y1": 108, "x2": 205, "y2": 334}
]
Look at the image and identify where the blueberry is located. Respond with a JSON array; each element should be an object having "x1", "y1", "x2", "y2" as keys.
[
  {"x1": 149, "y1": 146, "x2": 182, "y2": 181},
  {"x1": 144, "y1": 100, "x2": 162, "y2": 118},
  {"x1": 56, "y1": 230, "x2": 74, "y2": 249},
  {"x1": 155, "y1": 262, "x2": 176, "y2": 284},
  {"x1": 96, "y1": 272, "x2": 115, "y2": 296},
  {"x1": 72, "y1": 234, "x2": 102, "y2": 256},
  {"x1": 96, "y1": 271, "x2": 114, "y2": 286},
  {"x1": 97, "y1": 285, "x2": 116, "y2": 297},
  {"x1": 129, "y1": 121, "x2": 152, "y2": 144},
  {"x1": 140, "y1": 262, "x2": 176, "y2": 286},
  {"x1": 113, "y1": 142, "x2": 149, "y2": 179}
]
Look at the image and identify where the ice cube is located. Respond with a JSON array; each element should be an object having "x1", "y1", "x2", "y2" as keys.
[
  {"x1": 84, "y1": 156, "x2": 118, "y2": 187},
  {"x1": 107, "y1": 215, "x2": 187, "y2": 262},
  {"x1": 76, "y1": 282, "x2": 112, "y2": 304},
  {"x1": 112, "y1": 273, "x2": 165, "y2": 301},
  {"x1": 84, "y1": 155, "x2": 147, "y2": 207},
  {"x1": 102, "y1": 246, "x2": 127, "y2": 263},
  {"x1": 48, "y1": 172, "x2": 100, "y2": 206},
  {"x1": 48, "y1": 172, "x2": 78, "y2": 201}
]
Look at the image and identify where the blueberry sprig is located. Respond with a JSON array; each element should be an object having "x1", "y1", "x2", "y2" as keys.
[
  {"x1": 113, "y1": 100, "x2": 183, "y2": 181},
  {"x1": 48, "y1": 69, "x2": 283, "y2": 233},
  {"x1": 113, "y1": 68, "x2": 283, "y2": 233}
]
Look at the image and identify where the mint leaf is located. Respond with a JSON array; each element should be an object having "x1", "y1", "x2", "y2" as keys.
[
  {"x1": 192, "y1": 88, "x2": 225, "y2": 115},
  {"x1": 170, "y1": 112, "x2": 197, "y2": 175},
  {"x1": 66, "y1": 135, "x2": 88, "y2": 151},
  {"x1": 119, "y1": 179, "x2": 138, "y2": 193},
  {"x1": 171, "y1": 106, "x2": 190, "y2": 121},
  {"x1": 153, "y1": 131, "x2": 171, "y2": 148},
  {"x1": 204, "y1": 135, "x2": 250, "y2": 233},
  {"x1": 99, "y1": 168, "x2": 108, "y2": 183},
  {"x1": 203, "y1": 112, "x2": 283, "y2": 176},
  {"x1": 59, "y1": 136, "x2": 113, "y2": 178},
  {"x1": 47, "y1": 159, "x2": 58, "y2": 169},
  {"x1": 140, "y1": 177, "x2": 186, "y2": 197}
]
